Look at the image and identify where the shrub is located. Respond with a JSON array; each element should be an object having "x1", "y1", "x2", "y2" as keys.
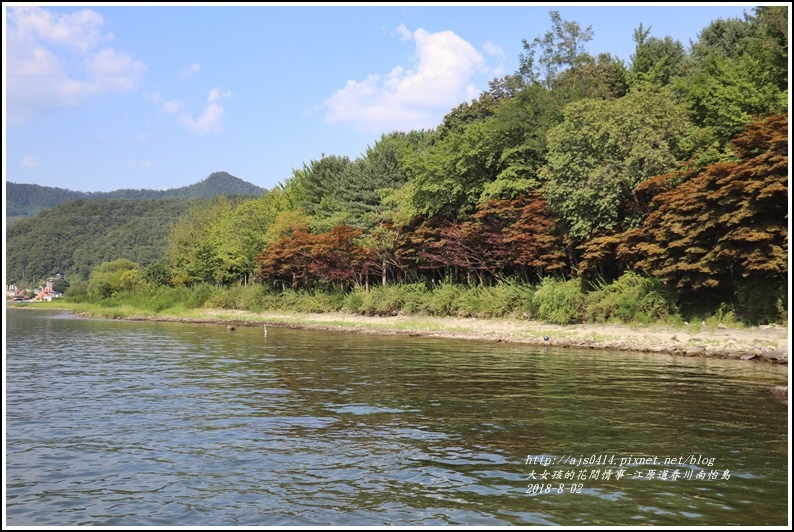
[
  {"x1": 533, "y1": 277, "x2": 586, "y2": 324},
  {"x1": 585, "y1": 271, "x2": 678, "y2": 324}
]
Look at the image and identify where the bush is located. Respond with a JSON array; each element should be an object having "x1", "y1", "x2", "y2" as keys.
[
  {"x1": 533, "y1": 277, "x2": 586, "y2": 324},
  {"x1": 426, "y1": 282, "x2": 464, "y2": 316},
  {"x1": 187, "y1": 283, "x2": 214, "y2": 308},
  {"x1": 585, "y1": 271, "x2": 678, "y2": 324}
]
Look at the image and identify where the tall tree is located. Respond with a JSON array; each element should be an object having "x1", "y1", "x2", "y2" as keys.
[
  {"x1": 675, "y1": 6, "x2": 787, "y2": 146},
  {"x1": 541, "y1": 87, "x2": 697, "y2": 241},
  {"x1": 519, "y1": 10, "x2": 595, "y2": 91},
  {"x1": 164, "y1": 197, "x2": 234, "y2": 286},
  {"x1": 629, "y1": 24, "x2": 686, "y2": 87},
  {"x1": 620, "y1": 114, "x2": 788, "y2": 319}
]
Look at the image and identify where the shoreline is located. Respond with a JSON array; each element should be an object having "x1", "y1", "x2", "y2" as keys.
[
  {"x1": 130, "y1": 309, "x2": 791, "y2": 405},
  {"x1": 13, "y1": 304, "x2": 790, "y2": 402},
  {"x1": 118, "y1": 308, "x2": 790, "y2": 364}
]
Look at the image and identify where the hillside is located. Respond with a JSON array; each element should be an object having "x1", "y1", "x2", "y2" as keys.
[
  {"x1": 5, "y1": 197, "x2": 202, "y2": 285},
  {"x1": 6, "y1": 171, "x2": 265, "y2": 221}
]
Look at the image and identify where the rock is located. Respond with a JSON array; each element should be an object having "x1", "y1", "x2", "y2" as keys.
[
  {"x1": 740, "y1": 353, "x2": 758, "y2": 360},
  {"x1": 717, "y1": 322, "x2": 727, "y2": 329},
  {"x1": 761, "y1": 349, "x2": 786, "y2": 360},
  {"x1": 226, "y1": 325, "x2": 236, "y2": 331}
]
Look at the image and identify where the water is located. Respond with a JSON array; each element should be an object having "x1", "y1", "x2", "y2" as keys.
[{"x1": 5, "y1": 308, "x2": 789, "y2": 526}]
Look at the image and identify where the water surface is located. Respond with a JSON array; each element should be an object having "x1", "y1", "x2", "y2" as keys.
[{"x1": 5, "y1": 308, "x2": 789, "y2": 526}]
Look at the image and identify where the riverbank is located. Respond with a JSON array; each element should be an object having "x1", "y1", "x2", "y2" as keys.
[
  {"x1": 129, "y1": 309, "x2": 791, "y2": 405},
  {"x1": 112, "y1": 308, "x2": 789, "y2": 363},
  {"x1": 13, "y1": 303, "x2": 790, "y2": 402}
]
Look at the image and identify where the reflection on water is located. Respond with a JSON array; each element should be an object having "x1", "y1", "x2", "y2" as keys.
[{"x1": 5, "y1": 308, "x2": 788, "y2": 526}]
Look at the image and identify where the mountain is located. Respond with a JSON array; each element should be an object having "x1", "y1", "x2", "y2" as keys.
[
  {"x1": 5, "y1": 197, "x2": 201, "y2": 285},
  {"x1": 6, "y1": 171, "x2": 266, "y2": 221}
]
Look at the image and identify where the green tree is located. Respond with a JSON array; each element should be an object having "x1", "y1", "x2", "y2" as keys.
[
  {"x1": 209, "y1": 190, "x2": 292, "y2": 285},
  {"x1": 164, "y1": 197, "x2": 234, "y2": 286},
  {"x1": 541, "y1": 87, "x2": 697, "y2": 241},
  {"x1": 628, "y1": 24, "x2": 685, "y2": 87},
  {"x1": 86, "y1": 259, "x2": 141, "y2": 299},
  {"x1": 519, "y1": 10, "x2": 595, "y2": 91},
  {"x1": 51, "y1": 278, "x2": 70, "y2": 294},
  {"x1": 290, "y1": 154, "x2": 354, "y2": 217},
  {"x1": 675, "y1": 6, "x2": 787, "y2": 146}
]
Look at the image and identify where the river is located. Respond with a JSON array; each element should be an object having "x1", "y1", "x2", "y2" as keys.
[{"x1": 5, "y1": 308, "x2": 789, "y2": 526}]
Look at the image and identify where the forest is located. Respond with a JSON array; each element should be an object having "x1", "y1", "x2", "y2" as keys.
[{"x1": 9, "y1": 7, "x2": 789, "y2": 325}]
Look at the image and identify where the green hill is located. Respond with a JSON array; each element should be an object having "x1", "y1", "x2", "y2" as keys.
[
  {"x1": 6, "y1": 197, "x2": 201, "y2": 285},
  {"x1": 6, "y1": 171, "x2": 265, "y2": 221}
]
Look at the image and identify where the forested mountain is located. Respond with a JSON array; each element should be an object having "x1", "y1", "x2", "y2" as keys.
[
  {"x1": 6, "y1": 197, "x2": 211, "y2": 285},
  {"x1": 6, "y1": 171, "x2": 265, "y2": 221}
]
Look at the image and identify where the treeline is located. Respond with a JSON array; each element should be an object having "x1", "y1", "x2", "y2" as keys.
[
  {"x1": 6, "y1": 171, "x2": 265, "y2": 220},
  {"x1": 146, "y1": 8, "x2": 787, "y2": 323},
  {"x1": 25, "y1": 8, "x2": 793, "y2": 325}
]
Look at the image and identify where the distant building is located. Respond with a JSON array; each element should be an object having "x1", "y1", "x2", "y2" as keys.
[{"x1": 36, "y1": 276, "x2": 64, "y2": 301}]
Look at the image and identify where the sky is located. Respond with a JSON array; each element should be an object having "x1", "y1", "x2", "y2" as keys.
[{"x1": 3, "y1": 2, "x2": 769, "y2": 194}]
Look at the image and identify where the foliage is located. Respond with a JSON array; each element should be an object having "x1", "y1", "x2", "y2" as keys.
[
  {"x1": 51, "y1": 278, "x2": 71, "y2": 294},
  {"x1": 6, "y1": 197, "x2": 194, "y2": 285},
  {"x1": 255, "y1": 224, "x2": 375, "y2": 290},
  {"x1": 532, "y1": 277, "x2": 586, "y2": 324},
  {"x1": 164, "y1": 197, "x2": 238, "y2": 286},
  {"x1": 628, "y1": 24, "x2": 685, "y2": 87},
  {"x1": 86, "y1": 259, "x2": 142, "y2": 299},
  {"x1": 541, "y1": 87, "x2": 697, "y2": 241},
  {"x1": 674, "y1": 6, "x2": 787, "y2": 145},
  {"x1": 620, "y1": 114, "x2": 788, "y2": 316},
  {"x1": 519, "y1": 10, "x2": 595, "y2": 91},
  {"x1": 584, "y1": 271, "x2": 678, "y2": 324},
  {"x1": 64, "y1": 280, "x2": 88, "y2": 299}
]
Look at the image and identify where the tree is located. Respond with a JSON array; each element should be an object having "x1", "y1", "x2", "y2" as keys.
[
  {"x1": 541, "y1": 87, "x2": 697, "y2": 241},
  {"x1": 51, "y1": 278, "x2": 70, "y2": 294},
  {"x1": 628, "y1": 24, "x2": 685, "y2": 87},
  {"x1": 620, "y1": 114, "x2": 787, "y2": 320},
  {"x1": 290, "y1": 154, "x2": 354, "y2": 216},
  {"x1": 209, "y1": 190, "x2": 292, "y2": 285},
  {"x1": 675, "y1": 6, "x2": 787, "y2": 146},
  {"x1": 164, "y1": 197, "x2": 234, "y2": 286},
  {"x1": 519, "y1": 10, "x2": 595, "y2": 91},
  {"x1": 338, "y1": 130, "x2": 431, "y2": 228},
  {"x1": 86, "y1": 259, "x2": 141, "y2": 299}
]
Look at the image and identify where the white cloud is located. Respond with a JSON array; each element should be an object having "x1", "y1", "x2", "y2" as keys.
[
  {"x1": 179, "y1": 62, "x2": 201, "y2": 80},
  {"x1": 162, "y1": 88, "x2": 233, "y2": 135},
  {"x1": 6, "y1": 6, "x2": 145, "y2": 125},
  {"x1": 21, "y1": 156, "x2": 41, "y2": 168},
  {"x1": 324, "y1": 25, "x2": 489, "y2": 133}
]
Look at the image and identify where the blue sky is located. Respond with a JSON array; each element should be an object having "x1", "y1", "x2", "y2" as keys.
[{"x1": 4, "y1": 3, "x2": 764, "y2": 193}]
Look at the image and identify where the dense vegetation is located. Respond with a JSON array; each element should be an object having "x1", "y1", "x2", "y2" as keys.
[
  {"x1": 12, "y1": 8, "x2": 789, "y2": 326},
  {"x1": 7, "y1": 197, "x2": 204, "y2": 284},
  {"x1": 6, "y1": 171, "x2": 265, "y2": 220}
]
